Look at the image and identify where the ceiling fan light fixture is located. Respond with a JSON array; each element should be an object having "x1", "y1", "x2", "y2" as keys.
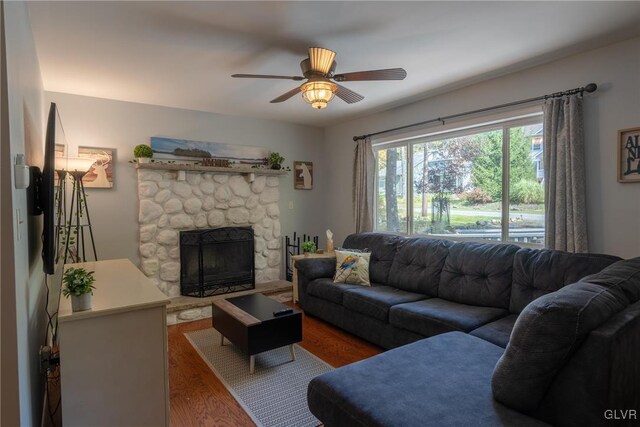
[
  {"x1": 308, "y1": 47, "x2": 336, "y2": 75},
  {"x1": 301, "y1": 80, "x2": 337, "y2": 109}
]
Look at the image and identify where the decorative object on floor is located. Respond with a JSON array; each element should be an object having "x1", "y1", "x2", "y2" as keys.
[
  {"x1": 333, "y1": 249, "x2": 371, "y2": 285},
  {"x1": 150, "y1": 136, "x2": 269, "y2": 166},
  {"x1": 302, "y1": 240, "x2": 317, "y2": 256},
  {"x1": 617, "y1": 127, "x2": 640, "y2": 183},
  {"x1": 284, "y1": 232, "x2": 319, "y2": 281},
  {"x1": 62, "y1": 267, "x2": 95, "y2": 312},
  {"x1": 268, "y1": 152, "x2": 285, "y2": 170},
  {"x1": 294, "y1": 161, "x2": 313, "y2": 189},
  {"x1": 185, "y1": 327, "x2": 332, "y2": 427},
  {"x1": 133, "y1": 143, "x2": 153, "y2": 164},
  {"x1": 231, "y1": 47, "x2": 407, "y2": 109},
  {"x1": 79, "y1": 146, "x2": 115, "y2": 188},
  {"x1": 60, "y1": 157, "x2": 98, "y2": 264}
]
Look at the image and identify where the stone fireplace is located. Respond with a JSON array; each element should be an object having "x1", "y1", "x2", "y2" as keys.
[{"x1": 137, "y1": 168, "x2": 281, "y2": 298}]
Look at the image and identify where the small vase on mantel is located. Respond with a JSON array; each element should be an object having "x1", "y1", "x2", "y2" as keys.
[{"x1": 71, "y1": 293, "x2": 92, "y2": 312}]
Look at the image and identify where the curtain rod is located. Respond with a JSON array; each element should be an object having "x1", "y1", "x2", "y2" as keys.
[{"x1": 352, "y1": 83, "x2": 597, "y2": 142}]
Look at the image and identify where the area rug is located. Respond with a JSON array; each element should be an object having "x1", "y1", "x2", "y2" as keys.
[{"x1": 185, "y1": 328, "x2": 332, "y2": 427}]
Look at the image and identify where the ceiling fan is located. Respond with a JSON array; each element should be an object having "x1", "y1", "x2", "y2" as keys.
[{"x1": 231, "y1": 47, "x2": 407, "y2": 109}]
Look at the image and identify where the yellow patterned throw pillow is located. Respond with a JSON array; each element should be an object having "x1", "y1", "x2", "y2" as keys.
[{"x1": 333, "y1": 249, "x2": 371, "y2": 285}]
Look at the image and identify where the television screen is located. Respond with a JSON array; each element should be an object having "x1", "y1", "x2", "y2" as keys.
[{"x1": 42, "y1": 102, "x2": 67, "y2": 274}]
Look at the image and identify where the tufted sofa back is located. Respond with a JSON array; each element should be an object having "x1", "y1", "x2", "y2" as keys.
[
  {"x1": 438, "y1": 242, "x2": 520, "y2": 309},
  {"x1": 387, "y1": 237, "x2": 454, "y2": 295},
  {"x1": 342, "y1": 233, "x2": 620, "y2": 312},
  {"x1": 509, "y1": 248, "x2": 622, "y2": 313},
  {"x1": 342, "y1": 233, "x2": 403, "y2": 284}
]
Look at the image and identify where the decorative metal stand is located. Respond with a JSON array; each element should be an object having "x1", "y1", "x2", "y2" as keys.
[
  {"x1": 285, "y1": 232, "x2": 319, "y2": 281},
  {"x1": 61, "y1": 171, "x2": 98, "y2": 264}
]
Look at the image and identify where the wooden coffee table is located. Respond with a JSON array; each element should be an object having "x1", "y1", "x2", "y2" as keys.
[{"x1": 212, "y1": 293, "x2": 302, "y2": 373}]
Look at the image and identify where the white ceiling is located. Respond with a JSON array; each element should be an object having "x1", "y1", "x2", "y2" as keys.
[{"x1": 27, "y1": 1, "x2": 640, "y2": 127}]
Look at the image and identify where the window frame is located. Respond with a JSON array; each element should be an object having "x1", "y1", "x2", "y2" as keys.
[{"x1": 373, "y1": 112, "x2": 544, "y2": 247}]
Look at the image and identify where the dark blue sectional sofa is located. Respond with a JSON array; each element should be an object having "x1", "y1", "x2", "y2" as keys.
[{"x1": 295, "y1": 233, "x2": 640, "y2": 426}]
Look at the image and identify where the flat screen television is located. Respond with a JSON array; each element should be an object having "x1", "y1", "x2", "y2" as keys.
[{"x1": 35, "y1": 102, "x2": 66, "y2": 274}]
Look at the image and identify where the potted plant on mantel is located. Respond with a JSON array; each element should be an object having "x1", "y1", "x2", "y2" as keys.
[
  {"x1": 268, "y1": 152, "x2": 285, "y2": 170},
  {"x1": 302, "y1": 240, "x2": 317, "y2": 257},
  {"x1": 133, "y1": 144, "x2": 154, "y2": 164},
  {"x1": 62, "y1": 267, "x2": 96, "y2": 312}
]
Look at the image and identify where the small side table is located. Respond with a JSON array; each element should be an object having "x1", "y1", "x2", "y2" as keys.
[{"x1": 292, "y1": 252, "x2": 335, "y2": 303}]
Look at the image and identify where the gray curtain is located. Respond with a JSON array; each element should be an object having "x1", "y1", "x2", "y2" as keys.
[
  {"x1": 353, "y1": 137, "x2": 375, "y2": 233},
  {"x1": 543, "y1": 94, "x2": 588, "y2": 252}
]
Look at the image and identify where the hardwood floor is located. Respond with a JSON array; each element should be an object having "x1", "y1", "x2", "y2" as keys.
[{"x1": 168, "y1": 302, "x2": 382, "y2": 427}]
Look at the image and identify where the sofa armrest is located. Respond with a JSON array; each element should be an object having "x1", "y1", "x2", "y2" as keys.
[
  {"x1": 296, "y1": 257, "x2": 336, "y2": 281},
  {"x1": 296, "y1": 258, "x2": 336, "y2": 307}
]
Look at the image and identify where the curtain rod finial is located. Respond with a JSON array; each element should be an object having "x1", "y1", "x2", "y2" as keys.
[{"x1": 584, "y1": 83, "x2": 597, "y2": 93}]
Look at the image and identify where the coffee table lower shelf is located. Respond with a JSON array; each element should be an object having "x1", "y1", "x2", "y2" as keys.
[{"x1": 212, "y1": 294, "x2": 302, "y2": 374}]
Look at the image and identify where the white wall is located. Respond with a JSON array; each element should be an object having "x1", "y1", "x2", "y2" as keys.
[
  {"x1": 1, "y1": 2, "x2": 47, "y2": 425},
  {"x1": 44, "y1": 92, "x2": 329, "y2": 269},
  {"x1": 324, "y1": 37, "x2": 640, "y2": 258}
]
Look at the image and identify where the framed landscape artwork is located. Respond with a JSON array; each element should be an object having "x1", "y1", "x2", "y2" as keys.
[
  {"x1": 150, "y1": 136, "x2": 269, "y2": 166},
  {"x1": 618, "y1": 127, "x2": 640, "y2": 183},
  {"x1": 78, "y1": 146, "x2": 115, "y2": 189},
  {"x1": 294, "y1": 161, "x2": 313, "y2": 190}
]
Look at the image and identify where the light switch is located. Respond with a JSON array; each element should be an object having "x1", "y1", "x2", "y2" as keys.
[{"x1": 288, "y1": 201, "x2": 294, "y2": 210}]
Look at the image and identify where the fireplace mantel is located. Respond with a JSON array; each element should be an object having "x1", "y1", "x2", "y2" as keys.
[{"x1": 136, "y1": 162, "x2": 288, "y2": 176}]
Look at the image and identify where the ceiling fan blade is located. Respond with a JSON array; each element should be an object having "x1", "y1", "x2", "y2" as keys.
[
  {"x1": 270, "y1": 86, "x2": 302, "y2": 103},
  {"x1": 333, "y1": 68, "x2": 407, "y2": 82},
  {"x1": 308, "y1": 47, "x2": 336, "y2": 75},
  {"x1": 232, "y1": 74, "x2": 305, "y2": 81},
  {"x1": 334, "y1": 84, "x2": 364, "y2": 104}
]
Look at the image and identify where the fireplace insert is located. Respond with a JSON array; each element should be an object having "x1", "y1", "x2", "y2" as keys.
[{"x1": 180, "y1": 226, "x2": 255, "y2": 298}]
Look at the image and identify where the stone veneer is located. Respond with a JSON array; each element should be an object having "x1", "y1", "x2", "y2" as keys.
[{"x1": 137, "y1": 169, "x2": 282, "y2": 298}]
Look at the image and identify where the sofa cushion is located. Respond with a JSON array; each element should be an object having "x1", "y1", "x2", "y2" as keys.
[
  {"x1": 342, "y1": 285, "x2": 427, "y2": 321},
  {"x1": 295, "y1": 257, "x2": 336, "y2": 281},
  {"x1": 510, "y1": 248, "x2": 622, "y2": 313},
  {"x1": 439, "y1": 242, "x2": 520, "y2": 309},
  {"x1": 387, "y1": 237, "x2": 453, "y2": 295},
  {"x1": 390, "y1": 298, "x2": 508, "y2": 337},
  {"x1": 306, "y1": 278, "x2": 359, "y2": 305},
  {"x1": 308, "y1": 332, "x2": 547, "y2": 427},
  {"x1": 343, "y1": 233, "x2": 403, "y2": 285},
  {"x1": 470, "y1": 314, "x2": 518, "y2": 348},
  {"x1": 492, "y1": 257, "x2": 640, "y2": 413}
]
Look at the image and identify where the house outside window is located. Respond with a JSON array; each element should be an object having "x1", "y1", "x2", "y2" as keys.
[{"x1": 374, "y1": 115, "x2": 545, "y2": 245}]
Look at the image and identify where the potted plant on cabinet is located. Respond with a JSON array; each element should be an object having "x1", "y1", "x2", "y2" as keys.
[
  {"x1": 302, "y1": 240, "x2": 317, "y2": 257},
  {"x1": 133, "y1": 144, "x2": 153, "y2": 163},
  {"x1": 268, "y1": 152, "x2": 285, "y2": 170},
  {"x1": 63, "y1": 267, "x2": 96, "y2": 312}
]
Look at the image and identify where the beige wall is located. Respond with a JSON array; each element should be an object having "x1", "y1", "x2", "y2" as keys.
[
  {"x1": 44, "y1": 92, "x2": 329, "y2": 269},
  {"x1": 324, "y1": 37, "x2": 640, "y2": 258},
  {"x1": 1, "y1": 1, "x2": 47, "y2": 425}
]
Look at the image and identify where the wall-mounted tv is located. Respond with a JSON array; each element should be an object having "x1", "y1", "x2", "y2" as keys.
[{"x1": 30, "y1": 102, "x2": 66, "y2": 274}]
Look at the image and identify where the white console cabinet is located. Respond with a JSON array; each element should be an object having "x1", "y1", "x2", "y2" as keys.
[{"x1": 58, "y1": 259, "x2": 170, "y2": 427}]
